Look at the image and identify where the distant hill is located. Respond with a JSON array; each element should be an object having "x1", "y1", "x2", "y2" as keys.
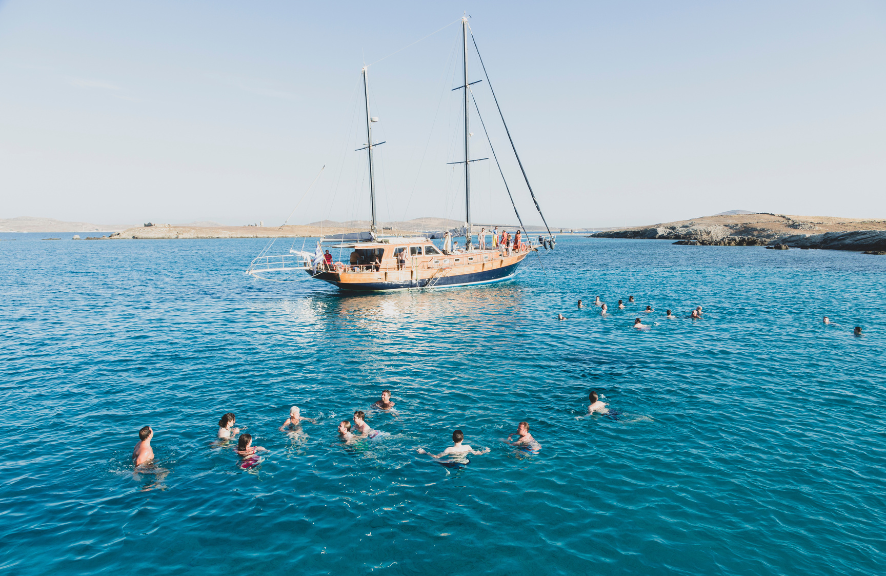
[
  {"x1": 0, "y1": 217, "x2": 133, "y2": 233},
  {"x1": 713, "y1": 210, "x2": 757, "y2": 216}
]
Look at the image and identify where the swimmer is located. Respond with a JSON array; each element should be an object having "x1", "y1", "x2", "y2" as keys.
[
  {"x1": 235, "y1": 433, "x2": 267, "y2": 456},
  {"x1": 417, "y1": 430, "x2": 490, "y2": 458},
  {"x1": 353, "y1": 410, "x2": 379, "y2": 438},
  {"x1": 628, "y1": 296, "x2": 635, "y2": 303},
  {"x1": 507, "y1": 422, "x2": 540, "y2": 450},
  {"x1": 558, "y1": 313, "x2": 567, "y2": 321},
  {"x1": 372, "y1": 390, "x2": 395, "y2": 410},
  {"x1": 644, "y1": 305, "x2": 653, "y2": 313},
  {"x1": 588, "y1": 391, "x2": 609, "y2": 414},
  {"x1": 617, "y1": 299, "x2": 625, "y2": 309},
  {"x1": 695, "y1": 306, "x2": 703, "y2": 315},
  {"x1": 690, "y1": 309, "x2": 700, "y2": 319},
  {"x1": 634, "y1": 318, "x2": 650, "y2": 330},
  {"x1": 666, "y1": 309, "x2": 676, "y2": 319},
  {"x1": 217, "y1": 413, "x2": 239, "y2": 439},
  {"x1": 279, "y1": 406, "x2": 317, "y2": 431},
  {"x1": 338, "y1": 420, "x2": 354, "y2": 442},
  {"x1": 823, "y1": 316, "x2": 830, "y2": 325},
  {"x1": 577, "y1": 299, "x2": 583, "y2": 309},
  {"x1": 132, "y1": 425, "x2": 154, "y2": 467},
  {"x1": 854, "y1": 326, "x2": 863, "y2": 337},
  {"x1": 600, "y1": 303, "x2": 609, "y2": 315},
  {"x1": 593, "y1": 296, "x2": 602, "y2": 307}
]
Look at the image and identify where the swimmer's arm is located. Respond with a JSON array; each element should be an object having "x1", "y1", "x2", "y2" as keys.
[
  {"x1": 302, "y1": 417, "x2": 318, "y2": 424},
  {"x1": 278, "y1": 418, "x2": 291, "y2": 431},
  {"x1": 469, "y1": 447, "x2": 490, "y2": 455},
  {"x1": 416, "y1": 448, "x2": 445, "y2": 458}
]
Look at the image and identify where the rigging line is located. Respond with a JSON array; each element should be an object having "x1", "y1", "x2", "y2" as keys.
[
  {"x1": 367, "y1": 18, "x2": 462, "y2": 67},
  {"x1": 280, "y1": 165, "x2": 326, "y2": 229},
  {"x1": 402, "y1": 30, "x2": 461, "y2": 221},
  {"x1": 470, "y1": 92, "x2": 528, "y2": 239},
  {"x1": 468, "y1": 24, "x2": 554, "y2": 240}
]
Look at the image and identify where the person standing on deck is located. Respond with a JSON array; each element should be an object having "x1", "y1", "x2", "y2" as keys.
[
  {"x1": 513, "y1": 230, "x2": 522, "y2": 252},
  {"x1": 443, "y1": 231, "x2": 453, "y2": 254},
  {"x1": 479, "y1": 228, "x2": 487, "y2": 250},
  {"x1": 492, "y1": 227, "x2": 499, "y2": 248}
]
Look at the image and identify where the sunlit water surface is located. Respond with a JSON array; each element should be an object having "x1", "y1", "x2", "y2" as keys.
[{"x1": 1, "y1": 235, "x2": 884, "y2": 575}]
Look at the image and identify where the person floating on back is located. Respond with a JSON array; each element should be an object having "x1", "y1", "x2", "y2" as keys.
[
  {"x1": 634, "y1": 318, "x2": 651, "y2": 330},
  {"x1": 133, "y1": 426, "x2": 155, "y2": 467},
  {"x1": 373, "y1": 390, "x2": 395, "y2": 410},
  {"x1": 279, "y1": 406, "x2": 317, "y2": 431},
  {"x1": 588, "y1": 391, "x2": 609, "y2": 415},
  {"x1": 217, "y1": 413, "x2": 240, "y2": 440},
  {"x1": 417, "y1": 430, "x2": 490, "y2": 459},
  {"x1": 353, "y1": 410, "x2": 380, "y2": 439},
  {"x1": 507, "y1": 421, "x2": 541, "y2": 450},
  {"x1": 236, "y1": 433, "x2": 267, "y2": 456}
]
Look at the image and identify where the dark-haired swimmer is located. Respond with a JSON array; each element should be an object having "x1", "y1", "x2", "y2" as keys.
[
  {"x1": 666, "y1": 309, "x2": 676, "y2": 319},
  {"x1": 417, "y1": 430, "x2": 489, "y2": 458},
  {"x1": 618, "y1": 300, "x2": 625, "y2": 309},
  {"x1": 634, "y1": 318, "x2": 651, "y2": 330},
  {"x1": 588, "y1": 391, "x2": 609, "y2": 415},
  {"x1": 854, "y1": 326, "x2": 863, "y2": 337},
  {"x1": 373, "y1": 390, "x2": 395, "y2": 410},
  {"x1": 690, "y1": 309, "x2": 700, "y2": 319},
  {"x1": 600, "y1": 303, "x2": 609, "y2": 315},
  {"x1": 217, "y1": 413, "x2": 240, "y2": 439},
  {"x1": 628, "y1": 296, "x2": 635, "y2": 303},
  {"x1": 236, "y1": 433, "x2": 267, "y2": 456},
  {"x1": 506, "y1": 422, "x2": 541, "y2": 450},
  {"x1": 133, "y1": 426, "x2": 154, "y2": 467},
  {"x1": 353, "y1": 411, "x2": 380, "y2": 439},
  {"x1": 577, "y1": 299, "x2": 583, "y2": 309},
  {"x1": 644, "y1": 305, "x2": 653, "y2": 313}
]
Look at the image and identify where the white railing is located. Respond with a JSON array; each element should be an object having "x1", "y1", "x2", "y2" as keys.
[{"x1": 246, "y1": 253, "x2": 309, "y2": 276}]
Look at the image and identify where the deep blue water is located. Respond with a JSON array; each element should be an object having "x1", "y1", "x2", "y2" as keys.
[{"x1": 1, "y1": 234, "x2": 884, "y2": 575}]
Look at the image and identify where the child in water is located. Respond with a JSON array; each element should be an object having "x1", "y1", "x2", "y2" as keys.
[
  {"x1": 279, "y1": 406, "x2": 317, "y2": 431},
  {"x1": 236, "y1": 433, "x2": 267, "y2": 456},
  {"x1": 353, "y1": 411, "x2": 380, "y2": 439},
  {"x1": 588, "y1": 391, "x2": 609, "y2": 415},
  {"x1": 417, "y1": 430, "x2": 490, "y2": 459},
  {"x1": 217, "y1": 413, "x2": 240, "y2": 439}
]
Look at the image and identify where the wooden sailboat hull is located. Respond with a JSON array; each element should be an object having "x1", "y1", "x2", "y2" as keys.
[{"x1": 308, "y1": 251, "x2": 528, "y2": 292}]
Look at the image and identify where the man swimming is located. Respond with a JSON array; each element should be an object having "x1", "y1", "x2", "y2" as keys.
[
  {"x1": 666, "y1": 309, "x2": 676, "y2": 319},
  {"x1": 695, "y1": 306, "x2": 703, "y2": 315},
  {"x1": 372, "y1": 390, "x2": 395, "y2": 410},
  {"x1": 588, "y1": 391, "x2": 609, "y2": 414},
  {"x1": 132, "y1": 426, "x2": 155, "y2": 467},
  {"x1": 617, "y1": 299, "x2": 625, "y2": 309},
  {"x1": 338, "y1": 420, "x2": 355, "y2": 442},
  {"x1": 279, "y1": 406, "x2": 317, "y2": 431},
  {"x1": 353, "y1": 410, "x2": 379, "y2": 438},
  {"x1": 628, "y1": 296, "x2": 635, "y2": 303},
  {"x1": 634, "y1": 318, "x2": 650, "y2": 330},
  {"x1": 644, "y1": 305, "x2": 653, "y2": 313},
  {"x1": 823, "y1": 316, "x2": 830, "y2": 325},
  {"x1": 854, "y1": 326, "x2": 863, "y2": 337},
  {"x1": 593, "y1": 296, "x2": 602, "y2": 306},
  {"x1": 507, "y1": 421, "x2": 540, "y2": 450},
  {"x1": 417, "y1": 430, "x2": 490, "y2": 459},
  {"x1": 600, "y1": 303, "x2": 609, "y2": 315}
]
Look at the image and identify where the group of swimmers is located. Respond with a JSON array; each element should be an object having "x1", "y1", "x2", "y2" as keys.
[
  {"x1": 557, "y1": 294, "x2": 703, "y2": 330},
  {"x1": 131, "y1": 387, "x2": 596, "y2": 468},
  {"x1": 822, "y1": 316, "x2": 864, "y2": 336}
]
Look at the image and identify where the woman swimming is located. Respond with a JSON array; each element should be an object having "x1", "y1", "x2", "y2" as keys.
[
  {"x1": 217, "y1": 413, "x2": 240, "y2": 440},
  {"x1": 236, "y1": 433, "x2": 267, "y2": 456}
]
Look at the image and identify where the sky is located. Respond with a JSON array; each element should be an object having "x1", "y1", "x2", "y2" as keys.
[{"x1": 1, "y1": 0, "x2": 884, "y2": 228}]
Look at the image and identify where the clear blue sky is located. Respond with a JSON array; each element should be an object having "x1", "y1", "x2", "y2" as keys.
[{"x1": 1, "y1": 1, "x2": 884, "y2": 227}]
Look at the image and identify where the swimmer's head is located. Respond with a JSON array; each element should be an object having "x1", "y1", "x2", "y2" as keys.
[
  {"x1": 645, "y1": 305, "x2": 652, "y2": 311},
  {"x1": 854, "y1": 326, "x2": 862, "y2": 335},
  {"x1": 218, "y1": 412, "x2": 235, "y2": 427},
  {"x1": 629, "y1": 296, "x2": 634, "y2": 301},
  {"x1": 589, "y1": 391, "x2": 598, "y2": 403},
  {"x1": 618, "y1": 300, "x2": 623, "y2": 304},
  {"x1": 381, "y1": 390, "x2": 391, "y2": 401},
  {"x1": 289, "y1": 406, "x2": 300, "y2": 418},
  {"x1": 354, "y1": 410, "x2": 366, "y2": 422},
  {"x1": 634, "y1": 318, "x2": 641, "y2": 324},
  {"x1": 666, "y1": 309, "x2": 672, "y2": 315},
  {"x1": 138, "y1": 426, "x2": 152, "y2": 441},
  {"x1": 338, "y1": 420, "x2": 351, "y2": 433},
  {"x1": 237, "y1": 433, "x2": 252, "y2": 451},
  {"x1": 823, "y1": 316, "x2": 829, "y2": 323},
  {"x1": 452, "y1": 430, "x2": 464, "y2": 443},
  {"x1": 518, "y1": 421, "x2": 529, "y2": 433}
]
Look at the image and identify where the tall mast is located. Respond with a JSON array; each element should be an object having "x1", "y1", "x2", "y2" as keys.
[
  {"x1": 462, "y1": 17, "x2": 472, "y2": 250},
  {"x1": 362, "y1": 66, "x2": 378, "y2": 238}
]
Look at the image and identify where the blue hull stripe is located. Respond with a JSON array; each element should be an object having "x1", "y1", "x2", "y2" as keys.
[{"x1": 308, "y1": 262, "x2": 522, "y2": 292}]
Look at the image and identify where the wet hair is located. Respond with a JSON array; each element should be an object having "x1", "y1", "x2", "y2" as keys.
[
  {"x1": 138, "y1": 426, "x2": 152, "y2": 441},
  {"x1": 340, "y1": 420, "x2": 351, "y2": 431},
  {"x1": 519, "y1": 421, "x2": 529, "y2": 431},
  {"x1": 645, "y1": 305, "x2": 652, "y2": 310},
  {"x1": 237, "y1": 433, "x2": 252, "y2": 451},
  {"x1": 452, "y1": 430, "x2": 464, "y2": 443},
  {"x1": 381, "y1": 390, "x2": 390, "y2": 397},
  {"x1": 666, "y1": 309, "x2": 672, "y2": 315},
  {"x1": 635, "y1": 318, "x2": 641, "y2": 324},
  {"x1": 354, "y1": 410, "x2": 365, "y2": 420},
  {"x1": 618, "y1": 300, "x2": 623, "y2": 304},
  {"x1": 218, "y1": 412, "x2": 235, "y2": 427},
  {"x1": 629, "y1": 296, "x2": 634, "y2": 300},
  {"x1": 854, "y1": 326, "x2": 862, "y2": 334},
  {"x1": 589, "y1": 391, "x2": 598, "y2": 403}
]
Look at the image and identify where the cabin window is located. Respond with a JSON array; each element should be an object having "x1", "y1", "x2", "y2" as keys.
[
  {"x1": 468, "y1": 257, "x2": 474, "y2": 261},
  {"x1": 454, "y1": 258, "x2": 461, "y2": 262},
  {"x1": 410, "y1": 246, "x2": 423, "y2": 256},
  {"x1": 425, "y1": 245, "x2": 442, "y2": 255}
]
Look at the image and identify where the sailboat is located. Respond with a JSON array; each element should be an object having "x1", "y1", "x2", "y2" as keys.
[{"x1": 247, "y1": 17, "x2": 554, "y2": 291}]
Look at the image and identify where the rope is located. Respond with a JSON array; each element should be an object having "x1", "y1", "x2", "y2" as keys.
[{"x1": 468, "y1": 24, "x2": 554, "y2": 241}]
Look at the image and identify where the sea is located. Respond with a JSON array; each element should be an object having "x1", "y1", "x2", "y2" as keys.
[{"x1": 1, "y1": 233, "x2": 883, "y2": 575}]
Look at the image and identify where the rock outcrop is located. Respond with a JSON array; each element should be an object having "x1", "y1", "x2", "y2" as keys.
[
  {"x1": 673, "y1": 236, "x2": 768, "y2": 246},
  {"x1": 779, "y1": 231, "x2": 886, "y2": 252}
]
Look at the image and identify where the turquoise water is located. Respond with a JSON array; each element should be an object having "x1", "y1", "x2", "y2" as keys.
[{"x1": 1, "y1": 234, "x2": 884, "y2": 575}]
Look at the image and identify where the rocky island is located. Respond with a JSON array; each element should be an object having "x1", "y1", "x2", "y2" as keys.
[{"x1": 592, "y1": 212, "x2": 886, "y2": 252}]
